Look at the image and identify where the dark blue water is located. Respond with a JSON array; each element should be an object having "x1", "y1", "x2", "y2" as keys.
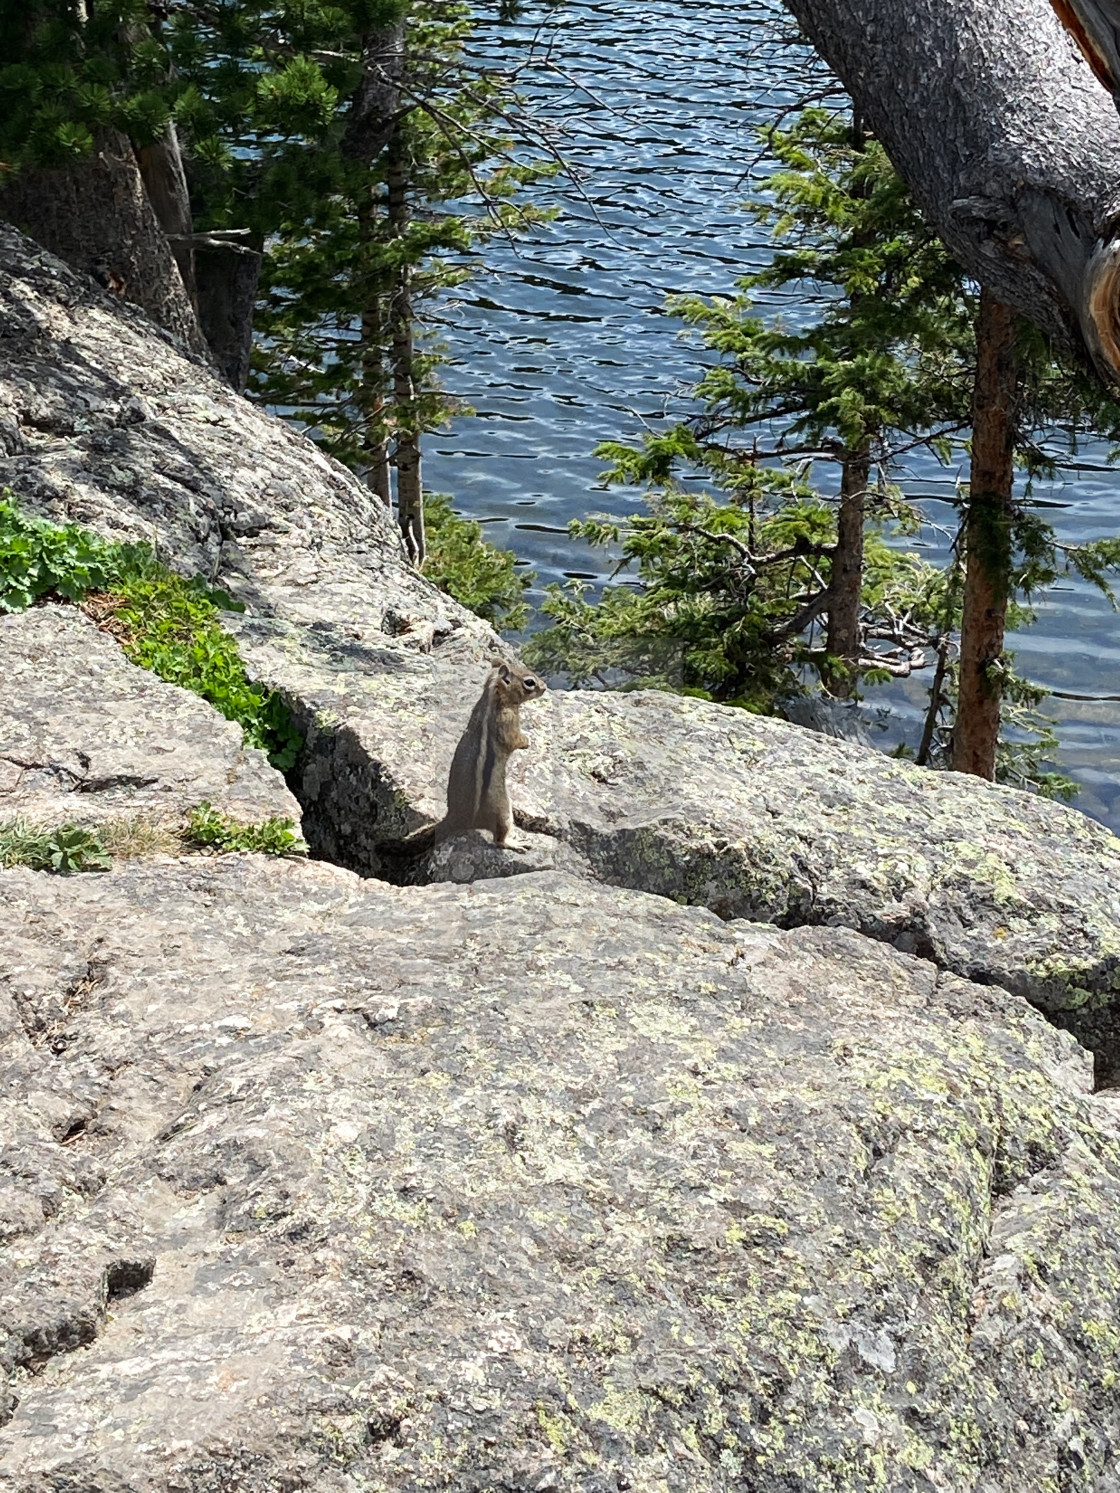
[{"x1": 424, "y1": 0, "x2": 1120, "y2": 828}]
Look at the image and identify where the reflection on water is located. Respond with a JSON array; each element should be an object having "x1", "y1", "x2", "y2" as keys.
[{"x1": 424, "y1": 0, "x2": 1120, "y2": 828}]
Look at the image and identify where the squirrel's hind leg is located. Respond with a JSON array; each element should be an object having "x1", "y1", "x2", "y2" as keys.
[{"x1": 491, "y1": 807, "x2": 528, "y2": 852}]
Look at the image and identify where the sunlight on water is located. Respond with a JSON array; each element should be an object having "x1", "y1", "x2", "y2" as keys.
[{"x1": 424, "y1": 0, "x2": 1120, "y2": 827}]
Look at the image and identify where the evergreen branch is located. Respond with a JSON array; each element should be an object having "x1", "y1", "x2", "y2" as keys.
[{"x1": 771, "y1": 587, "x2": 832, "y2": 639}]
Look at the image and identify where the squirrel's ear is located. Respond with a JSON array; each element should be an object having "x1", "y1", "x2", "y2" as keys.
[{"x1": 497, "y1": 663, "x2": 512, "y2": 684}]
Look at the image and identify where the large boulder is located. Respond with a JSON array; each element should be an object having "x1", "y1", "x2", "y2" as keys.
[
  {"x1": 231, "y1": 625, "x2": 1120, "y2": 1066},
  {"x1": 4, "y1": 211, "x2": 1120, "y2": 1493},
  {"x1": 0, "y1": 606, "x2": 300, "y2": 832},
  {"x1": 3, "y1": 219, "x2": 1120, "y2": 1053},
  {"x1": 2, "y1": 857, "x2": 1120, "y2": 1493},
  {"x1": 0, "y1": 224, "x2": 492, "y2": 655}
]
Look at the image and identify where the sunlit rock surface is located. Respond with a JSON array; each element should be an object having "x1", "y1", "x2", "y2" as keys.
[
  {"x1": 233, "y1": 623, "x2": 1120, "y2": 1054},
  {"x1": 0, "y1": 606, "x2": 299, "y2": 831},
  {"x1": 5, "y1": 221, "x2": 1120, "y2": 1493},
  {"x1": 4, "y1": 221, "x2": 1120, "y2": 1038},
  {"x1": 3, "y1": 859, "x2": 1120, "y2": 1493},
  {"x1": 0, "y1": 225, "x2": 492, "y2": 655}
]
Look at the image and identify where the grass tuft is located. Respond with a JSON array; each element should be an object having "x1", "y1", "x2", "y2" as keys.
[
  {"x1": 0, "y1": 805, "x2": 308, "y2": 873},
  {"x1": 0, "y1": 821, "x2": 111, "y2": 873},
  {"x1": 98, "y1": 814, "x2": 184, "y2": 859}
]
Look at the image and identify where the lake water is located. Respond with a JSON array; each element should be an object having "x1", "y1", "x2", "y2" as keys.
[{"x1": 423, "y1": 0, "x2": 1120, "y2": 828}]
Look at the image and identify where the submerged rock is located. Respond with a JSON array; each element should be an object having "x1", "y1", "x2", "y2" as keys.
[
  {"x1": 782, "y1": 691, "x2": 878, "y2": 748},
  {"x1": 2, "y1": 858, "x2": 1119, "y2": 1492}
]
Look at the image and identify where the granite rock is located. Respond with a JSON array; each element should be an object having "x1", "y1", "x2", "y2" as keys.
[
  {"x1": 2, "y1": 858, "x2": 1119, "y2": 1493},
  {"x1": 4, "y1": 224, "x2": 1120, "y2": 1493},
  {"x1": 0, "y1": 606, "x2": 299, "y2": 832},
  {"x1": 4, "y1": 224, "x2": 1120, "y2": 1065},
  {"x1": 0, "y1": 224, "x2": 493, "y2": 657},
  {"x1": 232, "y1": 627, "x2": 1120, "y2": 1066}
]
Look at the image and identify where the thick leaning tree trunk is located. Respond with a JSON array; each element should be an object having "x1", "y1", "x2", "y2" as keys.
[
  {"x1": 1050, "y1": 0, "x2": 1120, "y2": 97},
  {"x1": 0, "y1": 129, "x2": 207, "y2": 358},
  {"x1": 952, "y1": 290, "x2": 1019, "y2": 780},
  {"x1": 785, "y1": 0, "x2": 1120, "y2": 389}
]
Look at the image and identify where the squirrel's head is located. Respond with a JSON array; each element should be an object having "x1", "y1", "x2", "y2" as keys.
[{"x1": 490, "y1": 658, "x2": 547, "y2": 704}]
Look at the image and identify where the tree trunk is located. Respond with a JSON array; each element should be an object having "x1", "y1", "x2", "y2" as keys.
[
  {"x1": 360, "y1": 288, "x2": 393, "y2": 506},
  {"x1": 784, "y1": 0, "x2": 1120, "y2": 389},
  {"x1": 356, "y1": 167, "x2": 392, "y2": 505},
  {"x1": 341, "y1": 23, "x2": 407, "y2": 166},
  {"x1": 134, "y1": 123, "x2": 196, "y2": 307},
  {"x1": 194, "y1": 242, "x2": 262, "y2": 393},
  {"x1": 1049, "y1": 0, "x2": 1120, "y2": 96},
  {"x1": 916, "y1": 633, "x2": 953, "y2": 767},
  {"x1": 387, "y1": 129, "x2": 424, "y2": 566},
  {"x1": 346, "y1": 20, "x2": 404, "y2": 507},
  {"x1": 951, "y1": 289, "x2": 1018, "y2": 779},
  {"x1": 824, "y1": 443, "x2": 870, "y2": 698},
  {"x1": 0, "y1": 129, "x2": 207, "y2": 357}
]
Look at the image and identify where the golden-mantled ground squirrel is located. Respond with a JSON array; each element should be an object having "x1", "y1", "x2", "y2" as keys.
[{"x1": 383, "y1": 658, "x2": 546, "y2": 855}]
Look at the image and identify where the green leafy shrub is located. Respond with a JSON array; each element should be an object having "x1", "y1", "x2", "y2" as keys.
[
  {"x1": 423, "y1": 492, "x2": 533, "y2": 631},
  {"x1": 524, "y1": 473, "x2": 937, "y2": 714},
  {"x1": 90, "y1": 573, "x2": 302, "y2": 770},
  {"x1": 186, "y1": 802, "x2": 307, "y2": 856},
  {"x1": 0, "y1": 495, "x2": 301, "y2": 770},
  {"x1": 0, "y1": 821, "x2": 111, "y2": 873},
  {"x1": 0, "y1": 808, "x2": 307, "y2": 870},
  {"x1": 0, "y1": 499, "x2": 146, "y2": 610}
]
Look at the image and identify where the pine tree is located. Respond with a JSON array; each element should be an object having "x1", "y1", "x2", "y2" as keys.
[
  {"x1": 529, "y1": 107, "x2": 1120, "y2": 792},
  {"x1": 530, "y1": 111, "x2": 974, "y2": 710},
  {"x1": 0, "y1": 0, "x2": 550, "y2": 578}
]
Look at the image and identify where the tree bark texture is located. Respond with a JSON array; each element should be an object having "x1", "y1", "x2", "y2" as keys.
[
  {"x1": 194, "y1": 243, "x2": 262, "y2": 393},
  {"x1": 134, "y1": 123, "x2": 196, "y2": 307},
  {"x1": 0, "y1": 130, "x2": 207, "y2": 358},
  {"x1": 387, "y1": 130, "x2": 424, "y2": 567},
  {"x1": 785, "y1": 0, "x2": 1120, "y2": 389},
  {"x1": 349, "y1": 25, "x2": 404, "y2": 507},
  {"x1": 1049, "y1": 0, "x2": 1120, "y2": 95},
  {"x1": 952, "y1": 290, "x2": 1019, "y2": 780},
  {"x1": 360, "y1": 289, "x2": 393, "y2": 506},
  {"x1": 390, "y1": 258, "x2": 425, "y2": 566},
  {"x1": 342, "y1": 23, "x2": 407, "y2": 165},
  {"x1": 824, "y1": 444, "x2": 870, "y2": 699}
]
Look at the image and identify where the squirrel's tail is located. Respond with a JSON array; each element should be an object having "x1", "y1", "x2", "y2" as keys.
[{"x1": 376, "y1": 819, "x2": 442, "y2": 858}]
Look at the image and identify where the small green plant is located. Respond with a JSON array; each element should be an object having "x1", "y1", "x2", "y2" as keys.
[
  {"x1": 185, "y1": 803, "x2": 307, "y2": 857},
  {"x1": 0, "y1": 499, "x2": 146, "y2": 610},
  {"x1": 0, "y1": 820, "x2": 111, "y2": 873},
  {"x1": 0, "y1": 495, "x2": 301, "y2": 770},
  {"x1": 423, "y1": 492, "x2": 533, "y2": 630},
  {"x1": 88, "y1": 574, "x2": 302, "y2": 770}
]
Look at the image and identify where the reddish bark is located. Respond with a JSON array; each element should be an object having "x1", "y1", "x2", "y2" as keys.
[
  {"x1": 824, "y1": 445, "x2": 870, "y2": 698},
  {"x1": 951, "y1": 289, "x2": 1018, "y2": 779}
]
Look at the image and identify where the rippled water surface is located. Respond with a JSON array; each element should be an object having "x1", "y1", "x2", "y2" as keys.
[{"x1": 423, "y1": 0, "x2": 1120, "y2": 827}]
